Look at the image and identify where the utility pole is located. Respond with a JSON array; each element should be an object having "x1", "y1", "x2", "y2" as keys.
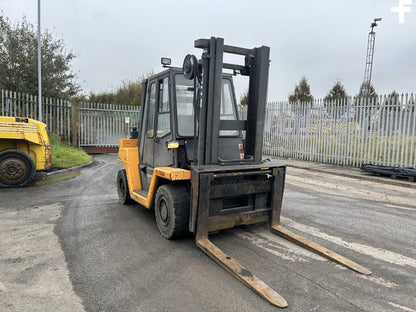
[
  {"x1": 362, "y1": 18, "x2": 381, "y2": 139},
  {"x1": 37, "y1": 0, "x2": 42, "y2": 122},
  {"x1": 363, "y1": 18, "x2": 382, "y2": 96}
]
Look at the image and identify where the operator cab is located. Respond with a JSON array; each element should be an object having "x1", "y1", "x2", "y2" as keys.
[{"x1": 138, "y1": 67, "x2": 243, "y2": 189}]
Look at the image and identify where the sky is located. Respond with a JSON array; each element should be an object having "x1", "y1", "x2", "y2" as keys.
[{"x1": 0, "y1": 0, "x2": 415, "y2": 101}]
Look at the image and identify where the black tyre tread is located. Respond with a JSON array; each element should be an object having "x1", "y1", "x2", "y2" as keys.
[
  {"x1": 155, "y1": 184, "x2": 190, "y2": 239},
  {"x1": 0, "y1": 149, "x2": 36, "y2": 187},
  {"x1": 166, "y1": 185, "x2": 189, "y2": 234},
  {"x1": 117, "y1": 169, "x2": 134, "y2": 204}
]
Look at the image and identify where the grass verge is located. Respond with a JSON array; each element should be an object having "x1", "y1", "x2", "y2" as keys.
[{"x1": 50, "y1": 136, "x2": 92, "y2": 168}]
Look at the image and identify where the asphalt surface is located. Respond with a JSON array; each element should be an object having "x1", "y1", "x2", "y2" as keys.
[{"x1": 1, "y1": 154, "x2": 415, "y2": 312}]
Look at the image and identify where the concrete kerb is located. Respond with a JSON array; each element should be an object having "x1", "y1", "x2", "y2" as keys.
[
  {"x1": 32, "y1": 159, "x2": 95, "y2": 185},
  {"x1": 272, "y1": 158, "x2": 416, "y2": 190}
]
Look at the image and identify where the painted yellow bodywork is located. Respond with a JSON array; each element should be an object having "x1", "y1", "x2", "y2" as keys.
[
  {"x1": 118, "y1": 138, "x2": 191, "y2": 208},
  {"x1": 0, "y1": 116, "x2": 52, "y2": 170}
]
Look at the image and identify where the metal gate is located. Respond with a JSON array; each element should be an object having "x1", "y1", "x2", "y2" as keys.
[{"x1": 78, "y1": 103, "x2": 140, "y2": 151}]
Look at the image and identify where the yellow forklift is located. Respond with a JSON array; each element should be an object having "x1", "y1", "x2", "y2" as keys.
[
  {"x1": 0, "y1": 116, "x2": 51, "y2": 187},
  {"x1": 117, "y1": 37, "x2": 371, "y2": 308}
]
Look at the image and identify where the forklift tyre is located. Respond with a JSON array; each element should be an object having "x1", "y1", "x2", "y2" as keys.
[
  {"x1": 117, "y1": 169, "x2": 134, "y2": 204},
  {"x1": 155, "y1": 184, "x2": 190, "y2": 239},
  {"x1": 0, "y1": 150, "x2": 36, "y2": 187}
]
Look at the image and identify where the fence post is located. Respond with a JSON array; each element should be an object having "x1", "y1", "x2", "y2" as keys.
[
  {"x1": 71, "y1": 99, "x2": 79, "y2": 147},
  {"x1": 344, "y1": 97, "x2": 351, "y2": 165},
  {"x1": 305, "y1": 101, "x2": 311, "y2": 161},
  {"x1": 295, "y1": 100, "x2": 300, "y2": 159}
]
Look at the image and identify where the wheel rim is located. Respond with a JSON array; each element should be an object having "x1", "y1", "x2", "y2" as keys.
[
  {"x1": 0, "y1": 157, "x2": 27, "y2": 183},
  {"x1": 159, "y1": 198, "x2": 169, "y2": 226}
]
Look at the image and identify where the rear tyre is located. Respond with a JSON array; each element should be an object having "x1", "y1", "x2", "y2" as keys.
[
  {"x1": 117, "y1": 169, "x2": 133, "y2": 204},
  {"x1": 155, "y1": 184, "x2": 190, "y2": 239},
  {"x1": 0, "y1": 150, "x2": 36, "y2": 187}
]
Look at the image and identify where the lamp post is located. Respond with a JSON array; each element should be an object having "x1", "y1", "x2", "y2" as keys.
[
  {"x1": 362, "y1": 18, "x2": 381, "y2": 139},
  {"x1": 37, "y1": 0, "x2": 42, "y2": 122},
  {"x1": 363, "y1": 17, "x2": 382, "y2": 96}
]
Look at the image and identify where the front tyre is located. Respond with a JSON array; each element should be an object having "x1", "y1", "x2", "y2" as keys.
[
  {"x1": 155, "y1": 184, "x2": 190, "y2": 239},
  {"x1": 0, "y1": 150, "x2": 36, "y2": 187},
  {"x1": 117, "y1": 169, "x2": 133, "y2": 204}
]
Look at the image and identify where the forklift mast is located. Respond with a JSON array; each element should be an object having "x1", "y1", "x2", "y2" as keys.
[{"x1": 193, "y1": 37, "x2": 270, "y2": 165}]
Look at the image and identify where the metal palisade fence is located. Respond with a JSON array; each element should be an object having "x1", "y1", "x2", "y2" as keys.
[
  {"x1": 1, "y1": 89, "x2": 141, "y2": 147},
  {"x1": 241, "y1": 93, "x2": 415, "y2": 168},
  {"x1": 77, "y1": 102, "x2": 140, "y2": 147},
  {"x1": 2, "y1": 88, "x2": 415, "y2": 167},
  {"x1": 1, "y1": 89, "x2": 72, "y2": 142}
]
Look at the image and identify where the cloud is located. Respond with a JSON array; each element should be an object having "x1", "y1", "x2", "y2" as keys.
[{"x1": 2, "y1": 0, "x2": 415, "y2": 99}]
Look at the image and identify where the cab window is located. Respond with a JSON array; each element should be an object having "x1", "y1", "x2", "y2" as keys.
[
  {"x1": 175, "y1": 74, "x2": 238, "y2": 137},
  {"x1": 146, "y1": 82, "x2": 156, "y2": 137},
  {"x1": 156, "y1": 77, "x2": 170, "y2": 137},
  {"x1": 220, "y1": 79, "x2": 238, "y2": 136}
]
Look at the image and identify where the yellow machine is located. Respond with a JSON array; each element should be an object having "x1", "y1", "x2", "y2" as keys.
[
  {"x1": 118, "y1": 38, "x2": 371, "y2": 308},
  {"x1": 0, "y1": 116, "x2": 51, "y2": 187}
]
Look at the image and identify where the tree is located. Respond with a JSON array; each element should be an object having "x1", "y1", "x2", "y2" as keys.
[
  {"x1": 354, "y1": 81, "x2": 379, "y2": 112},
  {"x1": 288, "y1": 77, "x2": 313, "y2": 112},
  {"x1": 0, "y1": 14, "x2": 80, "y2": 99},
  {"x1": 354, "y1": 82, "x2": 378, "y2": 109},
  {"x1": 385, "y1": 91, "x2": 400, "y2": 109},
  {"x1": 356, "y1": 81, "x2": 377, "y2": 99},
  {"x1": 324, "y1": 81, "x2": 348, "y2": 101},
  {"x1": 88, "y1": 73, "x2": 152, "y2": 106},
  {"x1": 354, "y1": 82, "x2": 379, "y2": 133},
  {"x1": 89, "y1": 80, "x2": 142, "y2": 106},
  {"x1": 324, "y1": 81, "x2": 349, "y2": 117},
  {"x1": 239, "y1": 90, "x2": 248, "y2": 106}
]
